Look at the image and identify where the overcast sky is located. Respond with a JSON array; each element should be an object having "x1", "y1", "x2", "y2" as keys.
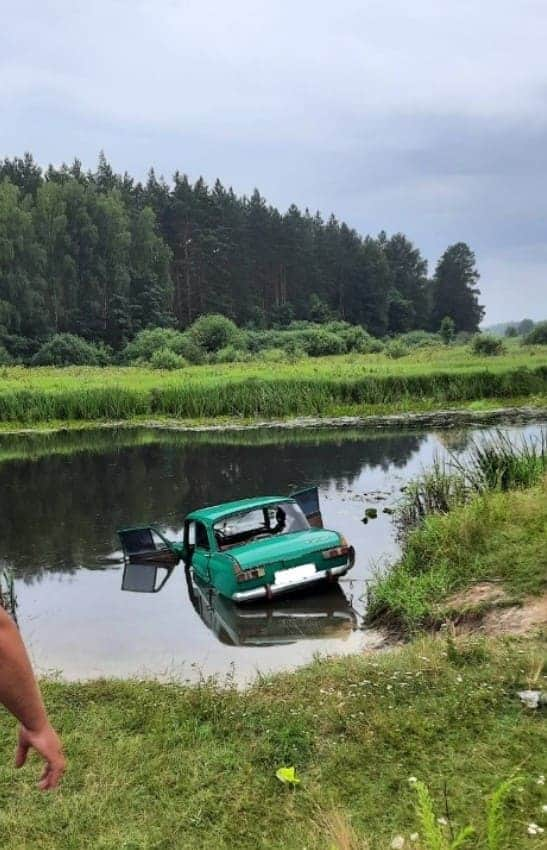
[{"x1": 2, "y1": 0, "x2": 546, "y2": 323}]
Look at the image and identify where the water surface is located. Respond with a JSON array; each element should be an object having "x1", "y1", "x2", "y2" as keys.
[{"x1": 0, "y1": 422, "x2": 543, "y2": 682}]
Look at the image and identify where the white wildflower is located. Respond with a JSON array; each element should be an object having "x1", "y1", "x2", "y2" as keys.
[
  {"x1": 528, "y1": 823, "x2": 541, "y2": 835},
  {"x1": 437, "y1": 817, "x2": 448, "y2": 826},
  {"x1": 537, "y1": 775, "x2": 545, "y2": 785},
  {"x1": 410, "y1": 834, "x2": 419, "y2": 843},
  {"x1": 390, "y1": 836, "x2": 405, "y2": 849},
  {"x1": 408, "y1": 776, "x2": 418, "y2": 784},
  {"x1": 542, "y1": 804, "x2": 547, "y2": 813}
]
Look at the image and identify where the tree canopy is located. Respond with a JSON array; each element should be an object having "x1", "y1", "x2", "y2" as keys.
[{"x1": 0, "y1": 153, "x2": 484, "y2": 355}]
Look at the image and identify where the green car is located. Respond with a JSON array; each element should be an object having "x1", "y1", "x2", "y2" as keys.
[{"x1": 118, "y1": 488, "x2": 355, "y2": 603}]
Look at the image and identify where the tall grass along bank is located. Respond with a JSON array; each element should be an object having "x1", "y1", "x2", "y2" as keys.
[
  {"x1": 0, "y1": 636, "x2": 545, "y2": 849},
  {"x1": 1, "y1": 346, "x2": 547, "y2": 425},
  {"x1": 367, "y1": 434, "x2": 547, "y2": 632}
]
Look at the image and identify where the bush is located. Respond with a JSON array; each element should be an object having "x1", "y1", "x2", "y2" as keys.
[
  {"x1": 188, "y1": 314, "x2": 240, "y2": 352},
  {"x1": 302, "y1": 329, "x2": 345, "y2": 357},
  {"x1": 338, "y1": 324, "x2": 372, "y2": 353},
  {"x1": 385, "y1": 339, "x2": 409, "y2": 359},
  {"x1": 504, "y1": 325, "x2": 518, "y2": 338},
  {"x1": 400, "y1": 330, "x2": 440, "y2": 349},
  {"x1": 149, "y1": 347, "x2": 187, "y2": 370},
  {"x1": 367, "y1": 337, "x2": 385, "y2": 353},
  {"x1": 122, "y1": 328, "x2": 185, "y2": 363},
  {"x1": 259, "y1": 347, "x2": 287, "y2": 363},
  {"x1": 439, "y1": 316, "x2": 456, "y2": 345},
  {"x1": 175, "y1": 334, "x2": 207, "y2": 365},
  {"x1": 471, "y1": 334, "x2": 505, "y2": 356},
  {"x1": 523, "y1": 320, "x2": 547, "y2": 345},
  {"x1": 32, "y1": 334, "x2": 110, "y2": 367},
  {"x1": 214, "y1": 346, "x2": 250, "y2": 364}
]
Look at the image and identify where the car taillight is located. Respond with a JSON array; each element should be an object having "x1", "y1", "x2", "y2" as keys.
[{"x1": 322, "y1": 544, "x2": 350, "y2": 559}]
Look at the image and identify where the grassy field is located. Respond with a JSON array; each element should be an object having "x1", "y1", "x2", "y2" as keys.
[
  {"x1": 367, "y1": 469, "x2": 547, "y2": 633},
  {"x1": 1, "y1": 344, "x2": 546, "y2": 426},
  {"x1": 0, "y1": 635, "x2": 545, "y2": 850}
]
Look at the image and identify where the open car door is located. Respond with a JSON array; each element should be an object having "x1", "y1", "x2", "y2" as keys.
[
  {"x1": 118, "y1": 526, "x2": 177, "y2": 563},
  {"x1": 291, "y1": 486, "x2": 323, "y2": 528}
]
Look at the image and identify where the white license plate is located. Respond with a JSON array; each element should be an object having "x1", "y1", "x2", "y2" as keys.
[{"x1": 274, "y1": 563, "x2": 316, "y2": 587}]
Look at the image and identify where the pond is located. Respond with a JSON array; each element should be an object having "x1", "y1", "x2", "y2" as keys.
[{"x1": 0, "y1": 420, "x2": 544, "y2": 682}]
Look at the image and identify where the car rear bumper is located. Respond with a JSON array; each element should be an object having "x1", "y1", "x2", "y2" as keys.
[{"x1": 232, "y1": 563, "x2": 350, "y2": 603}]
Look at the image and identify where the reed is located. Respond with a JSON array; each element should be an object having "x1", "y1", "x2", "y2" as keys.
[{"x1": 0, "y1": 348, "x2": 546, "y2": 424}]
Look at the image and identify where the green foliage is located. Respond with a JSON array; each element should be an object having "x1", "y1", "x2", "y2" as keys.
[
  {"x1": 302, "y1": 328, "x2": 345, "y2": 357},
  {"x1": 0, "y1": 345, "x2": 12, "y2": 365},
  {"x1": 486, "y1": 777, "x2": 520, "y2": 850},
  {"x1": 523, "y1": 321, "x2": 547, "y2": 345},
  {"x1": 431, "y1": 243, "x2": 484, "y2": 333},
  {"x1": 413, "y1": 780, "x2": 475, "y2": 849},
  {"x1": 31, "y1": 333, "x2": 110, "y2": 367},
  {"x1": 386, "y1": 339, "x2": 409, "y2": 359},
  {"x1": 0, "y1": 346, "x2": 546, "y2": 424},
  {"x1": 214, "y1": 345, "x2": 250, "y2": 364},
  {"x1": 505, "y1": 326, "x2": 518, "y2": 338},
  {"x1": 440, "y1": 316, "x2": 456, "y2": 344},
  {"x1": 367, "y1": 440, "x2": 547, "y2": 631},
  {"x1": 122, "y1": 327, "x2": 186, "y2": 363},
  {"x1": 188, "y1": 313, "x2": 240, "y2": 352},
  {"x1": 149, "y1": 347, "x2": 187, "y2": 370},
  {"x1": 0, "y1": 153, "x2": 486, "y2": 351},
  {"x1": 472, "y1": 334, "x2": 505, "y2": 356}
]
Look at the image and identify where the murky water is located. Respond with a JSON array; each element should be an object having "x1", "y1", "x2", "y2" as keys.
[{"x1": 0, "y1": 421, "x2": 544, "y2": 682}]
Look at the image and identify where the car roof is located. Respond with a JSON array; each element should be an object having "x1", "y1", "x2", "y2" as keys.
[{"x1": 186, "y1": 496, "x2": 294, "y2": 524}]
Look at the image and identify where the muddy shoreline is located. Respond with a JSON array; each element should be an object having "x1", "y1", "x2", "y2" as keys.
[{"x1": 2, "y1": 403, "x2": 546, "y2": 437}]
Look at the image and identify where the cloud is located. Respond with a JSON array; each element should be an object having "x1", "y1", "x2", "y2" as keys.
[{"x1": 1, "y1": 0, "x2": 547, "y2": 322}]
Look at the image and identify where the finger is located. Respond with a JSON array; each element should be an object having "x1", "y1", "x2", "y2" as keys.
[
  {"x1": 39, "y1": 761, "x2": 65, "y2": 791},
  {"x1": 14, "y1": 739, "x2": 29, "y2": 768}
]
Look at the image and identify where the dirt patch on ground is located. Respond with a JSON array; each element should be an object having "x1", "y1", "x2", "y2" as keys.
[
  {"x1": 446, "y1": 581, "x2": 507, "y2": 609},
  {"x1": 444, "y1": 582, "x2": 547, "y2": 637},
  {"x1": 481, "y1": 595, "x2": 547, "y2": 636}
]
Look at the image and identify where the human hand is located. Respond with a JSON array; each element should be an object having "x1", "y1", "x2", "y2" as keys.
[{"x1": 15, "y1": 722, "x2": 66, "y2": 790}]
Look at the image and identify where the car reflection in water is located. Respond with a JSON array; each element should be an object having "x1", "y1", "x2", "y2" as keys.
[{"x1": 121, "y1": 561, "x2": 359, "y2": 648}]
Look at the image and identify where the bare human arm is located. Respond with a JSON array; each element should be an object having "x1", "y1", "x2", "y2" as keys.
[{"x1": 0, "y1": 606, "x2": 65, "y2": 790}]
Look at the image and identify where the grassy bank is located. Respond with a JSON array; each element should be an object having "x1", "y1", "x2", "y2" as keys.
[
  {"x1": 0, "y1": 636, "x2": 545, "y2": 849},
  {"x1": 367, "y1": 439, "x2": 547, "y2": 632},
  {"x1": 1, "y1": 345, "x2": 547, "y2": 425}
]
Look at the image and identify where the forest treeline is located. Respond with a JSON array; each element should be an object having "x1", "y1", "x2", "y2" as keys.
[{"x1": 0, "y1": 152, "x2": 485, "y2": 357}]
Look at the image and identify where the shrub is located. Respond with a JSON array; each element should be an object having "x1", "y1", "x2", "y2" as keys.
[
  {"x1": 214, "y1": 346, "x2": 250, "y2": 364},
  {"x1": 259, "y1": 347, "x2": 287, "y2": 363},
  {"x1": 504, "y1": 325, "x2": 518, "y2": 338},
  {"x1": 471, "y1": 334, "x2": 505, "y2": 356},
  {"x1": 523, "y1": 320, "x2": 547, "y2": 345},
  {"x1": 175, "y1": 334, "x2": 207, "y2": 365},
  {"x1": 149, "y1": 347, "x2": 187, "y2": 370},
  {"x1": 385, "y1": 339, "x2": 409, "y2": 359},
  {"x1": 338, "y1": 324, "x2": 372, "y2": 353},
  {"x1": 282, "y1": 336, "x2": 308, "y2": 361},
  {"x1": 188, "y1": 314, "x2": 240, "y2": 352},
  {"x1": 367, "y1": 337, "x2": 385, "y2": 353},
  {"x1": 302, "y1": 329, "x2": 345, "y2": 357},
  {"x1": 122, "y1": 328, "x2": 185, "y2": 363},
  {"x1": 401, "y1": 330, "x2": 441, "y2": 349},
  {"x1": 32, "y1": 334, "x2": 110, "y2": 367},
  {"x1": 439, "y1": 316, "x2": 456, "y2": 345}
]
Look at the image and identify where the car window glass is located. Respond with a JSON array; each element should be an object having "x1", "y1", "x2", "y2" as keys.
[{"x1": 195, "y1": 522, "x2": 209, "y2": 550}]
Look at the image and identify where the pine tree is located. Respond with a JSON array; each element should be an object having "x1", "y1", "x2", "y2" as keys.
[{"x1": 431, "y1": 243, "x2": 484, "y2": 332}]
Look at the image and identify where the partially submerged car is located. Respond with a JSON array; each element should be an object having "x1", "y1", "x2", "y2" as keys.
[{"x1": 118, "y1": 488, "x2": 355, "y2": 603}]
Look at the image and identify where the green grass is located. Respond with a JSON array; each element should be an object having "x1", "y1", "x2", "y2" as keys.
[
  {"x1": 1, "y1": 344, "x2": 547, "y2": 425},
  {"x1": 0, "y1": 636, "x2": 545, "y2": 849},
  {"x1": 367, "y1": 474, "x2": 547, "y2": 632}
]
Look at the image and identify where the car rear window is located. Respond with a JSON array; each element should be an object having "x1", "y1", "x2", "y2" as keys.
[{"x1": 214, "y1": 502, "x2": 309, "y2": 550}]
